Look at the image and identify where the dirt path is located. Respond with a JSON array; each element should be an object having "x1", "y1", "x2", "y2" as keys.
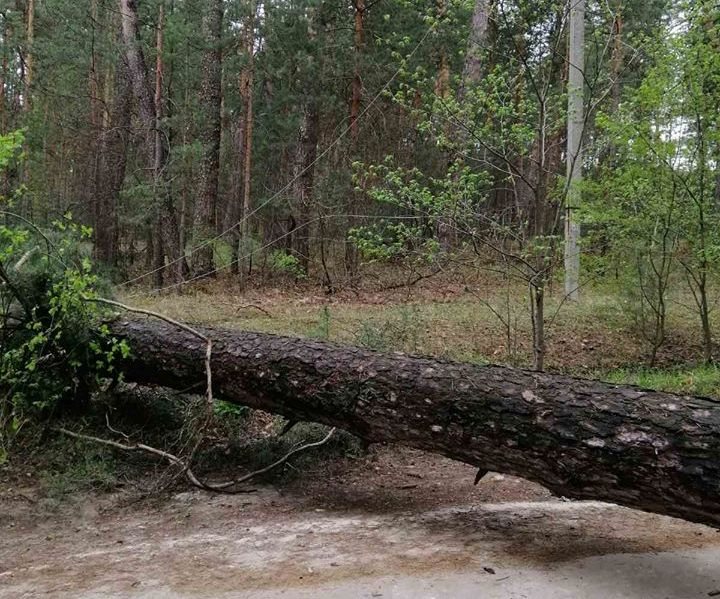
[{"x1": 3, "y1": 449, "x2": 720, "y2": 598}]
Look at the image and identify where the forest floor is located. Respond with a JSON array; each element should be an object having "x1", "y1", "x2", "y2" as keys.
[
  {"x1": 125, "y1": 271, "x2": 720, "y2": 382},
  {"x1": 3, "y1": 444, "x2": 720, "y2": 599},
  {"x1": 3, "y1": 275, "x2": 720, "y2": 598}
]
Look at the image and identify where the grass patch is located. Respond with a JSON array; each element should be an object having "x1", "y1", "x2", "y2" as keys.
[
  {"x1": 125, "y1": 279, "x2": 713, "y2": 372},
  {"x1": 39, "y1": 439, "x2": 119, "y2": 501},
  {"x1": 603, "y1": 364, "x2": 720, "y2": 397}
]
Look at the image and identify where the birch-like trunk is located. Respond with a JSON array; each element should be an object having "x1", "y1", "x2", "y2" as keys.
[{"x1": 564, "y1": 0, "x2": 584, "y2": 301}]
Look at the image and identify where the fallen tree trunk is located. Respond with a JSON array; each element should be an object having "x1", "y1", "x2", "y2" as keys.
[{"x1": 111, "y1": 318, "x2": 720, "y2": 528}]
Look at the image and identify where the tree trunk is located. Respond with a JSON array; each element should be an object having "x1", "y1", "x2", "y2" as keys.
[
  {"x1": 93, "y1": 57, "x2": 131, "y2": 267},
  {"x1": 228, "y1": 111, "x2": 246, "y2": 276},
  {"x1": 18, "y1": 0, "x2": 35, "y2": 217},
  {"x1": 151, "y1": 2, "x2": 168, "y2": 288},
  {"x1": 111, "y1": 317, "x2": 720, "y2": 529},
  {"x1": 0, "y1": 23, "x2": 6, "y2": 134},
  {"x1": 292, "y1": 102, "x2": 320, "y2": 276},
  {"x1": 610, "y1": 4, "x2": 623, "y2": 113},
  {"x1": 193, "y1": 0, "x2": 223, "y2": 278},
  {"x1": 564, "y1": 0, "x2": 584, "y2": 301},
  {"x1": 344, "y1": 0, "x2": 365, "y2": 279},
  {"x1": 457, "y1": 0, "x2": 492, "y2": 104},
  {"x1": 24, "y1": 0, "x2": 34, "y2": 112},
  {"x1": 239, "y1": 0, "x2": 256, "y2": 281},
  {"x1": 349, "y1": 0, "x2": 364, "y2": 144},
  {"x1": 119, "y1": 0, "x2": 182, "y2": 287},
  {"x1": 445, "y1": 0, "x2": 495, "y2": 245}
]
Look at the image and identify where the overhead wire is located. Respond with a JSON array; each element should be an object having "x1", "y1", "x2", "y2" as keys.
[{"x1": 119, "y1": 18, "x2": 435, "y2": 288}]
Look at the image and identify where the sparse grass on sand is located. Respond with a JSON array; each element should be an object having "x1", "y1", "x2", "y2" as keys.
[{"x1": 122, "y1": 273, "x2": 715, "y2": 384}]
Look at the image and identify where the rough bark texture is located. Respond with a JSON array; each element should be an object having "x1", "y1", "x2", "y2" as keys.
[
  {"x1": 193, "y1": 0, "x2": 223, "y2": 278},
  {"x1": 111, "y1": 318, "x2": 720, "y2": 528},
  {"x1": 239, "y1": 0, "x2": 255, "y2": 281},
  {"x1": 119, "y1": 0, "x2": 182, "y2": 287},
  {"x1": 345, "y1": 0, "x2": 365, "y2": 277},
  {"x1": 291, "y1": 102, "x2": 320, "y2": 276},
  {"x1": 457, "y1": 0, "x2": 492, "y2": 104},
  {"x1": 93, "y1": 57, "x2": 131, "y2": 266}
]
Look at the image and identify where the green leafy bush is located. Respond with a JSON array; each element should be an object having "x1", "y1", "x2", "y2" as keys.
[
  {"x1": 268, "y1": 249, "x2": 306, "y2": 279},
  {"x1": 0, "y1": 211, "x2": 128, "y2": 462}
]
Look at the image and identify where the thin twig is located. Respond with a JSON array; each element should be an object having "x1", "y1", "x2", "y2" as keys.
[
  {"x1": 235, "y1": 303, "x2": 273, "y2": 318},
  {"x1": 203, "y1": 427, "x2": 337, "y2": 491},
  {"x1": 54, "y1": 426, "x2": 211, "y2": 490},
  {"x1": 55, "y1": 425, "x2": 337, "y2": 494},
  {"x1": 13, "y1": 246, "x2": 38, "y2": 271},
  {"x1": 84, "y1": 296, "x2": 214, "y2": 411},
  {"x1": 105, "y1": 412, "x2": 130, "y2": 441}
]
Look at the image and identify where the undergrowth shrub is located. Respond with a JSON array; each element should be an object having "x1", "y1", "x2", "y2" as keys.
[
  {"x1": 0, "y1": 211, "x2": 126, "y2": 463},
  {"x1": 355, "y1": 306, "x2": 424, "y2": 353}
]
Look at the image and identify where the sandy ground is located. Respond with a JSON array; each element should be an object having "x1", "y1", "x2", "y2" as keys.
[{"x1": 2, "y1": 448, "x2": 720, "y2": 598}]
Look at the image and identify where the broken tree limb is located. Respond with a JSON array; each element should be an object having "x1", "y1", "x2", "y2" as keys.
[
  {"x1": 55, "y1": 423, "x2": 336, "y2": 493},
  {"x1": 111, "y1": 317, "x2": 720, "y2": 528},
  {"x1": 86, "y1": 296, "x2": 214, "y2": 411}
]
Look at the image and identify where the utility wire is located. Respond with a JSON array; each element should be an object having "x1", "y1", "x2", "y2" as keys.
[{"x1": 120, "y1": 20, "x2": 434, "y2": 288}]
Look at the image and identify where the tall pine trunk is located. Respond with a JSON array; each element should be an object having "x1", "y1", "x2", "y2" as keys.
[
  {"x1": 344, "y1": 0, "x2": 365, "y2": 279},
  {"x1": 119, "y1": 0, "x2": 182, "y2": 288},
  {"x1": 457, "y1": 0, "x2": 492, "y2": 105},
  {"x1": 193, "y1": 0, "x2": 223, "y2": 278},
  {"x1": 18, "y1": 0, "x2": 35, "y2": 217},
  {"x1": 94, "y1": 57, "x2": 131, "y2": 267},
  {"x1": 238, "y1": 0, "x2": 256, "y2": 281},
  {"x1": 292, "y1": 103, "x2": 320, "y2": 277},
  {"x1": 291, "y1": 12, "x2": 321, "y2": 277}
]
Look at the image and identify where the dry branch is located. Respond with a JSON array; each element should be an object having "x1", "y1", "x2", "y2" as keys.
[{"x1": 55, "y1": 425, "x2": 336, "y2": 493}]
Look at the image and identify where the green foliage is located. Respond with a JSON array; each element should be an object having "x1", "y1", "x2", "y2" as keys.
[
  {"x1": 586, "y1": 3, "x2": 720, "y2": 361},
  {"x1": 0, "y1": 209, "x2": 128, "y2": 460},
  {"x1": 0, "y1": 130, "x2": 24, "y2": 174},
  {"x1": 267, "y1": 249, "x2": 307, "y2": 279},
  {"x1": 212, "y1": 399, "x2": 250, "y2": 421},
  {"x1": 349, "y1": 158, "x2": 487, "y2": 264}
]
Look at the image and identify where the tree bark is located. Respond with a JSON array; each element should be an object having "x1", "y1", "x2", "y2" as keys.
[
  {"x1": 111, "y1": 317, "x2": 720, "y2": 529},
  {"x1": 24, "y1": 0, "x2": 34, "y2": 112},
  {"x1": 238, "y1": 0, "x2": 256, "y2": 281},
  {"x1": 192, "y1": 0, "x2": 223, "y2": 278},
  {"x1": 344, "y1": 0, "x2": 365, "y2": 279},
  {"x1": 291, "y1": 102, "x2": 320, "y2": 276},
  {"x1": 17, "y1": 0, "x2": 35, "y2": 216},
  {"x1": 564, "y1": 0, "x2": 584, "y2": 301},
  {"x1": 457, "y1": 0, "x2": 493, "y2": 104},
  {"x1": 610, "y1": 4, "x2": 623, "y2": 113},
  {"x1": 93, "y1": 57, "x2": 131, "y2": 267},
  {"x1": 119, "y1": 0, "x2": 182, "y2": 287}
]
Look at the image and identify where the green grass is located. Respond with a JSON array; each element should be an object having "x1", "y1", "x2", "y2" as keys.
[
  {"x1": 125, "y1": 277, "x2": 713, "y2": 373},
  {"x1": 603, "y1": 364, "x2": 720, "y2": 398},
  {"x1": 39, "y1": 441, "x2": 119, "y2": 501}
]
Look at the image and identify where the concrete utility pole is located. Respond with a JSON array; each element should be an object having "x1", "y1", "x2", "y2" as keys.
[{"x1": 564, "y1": 0, "x2": 584, "y2": 301}]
